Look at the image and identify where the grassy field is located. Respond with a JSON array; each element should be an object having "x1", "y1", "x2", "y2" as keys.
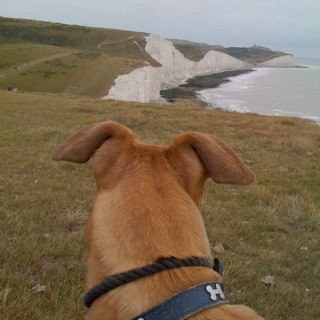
[
  {"x1": 0, "y1": 43, "x2": 147, "y2": 98},
  {"x1": 0, "y1": 90, "x2": 319, "y2": 319},
  {"x1": 0, "y1": 47, "x2": 146, "y2": 97},
  {"x1": 0, "y1": 43, "x2": 75, "y2": 69}
]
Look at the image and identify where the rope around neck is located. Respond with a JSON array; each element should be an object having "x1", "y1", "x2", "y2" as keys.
[{"x1": 84, "y1": 256, "x2": 215, "y2": 308}]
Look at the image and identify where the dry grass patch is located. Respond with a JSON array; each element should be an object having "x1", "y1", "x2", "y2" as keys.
[{"x1": 0, "y1": 90, "x2": 319, "y2": 319}]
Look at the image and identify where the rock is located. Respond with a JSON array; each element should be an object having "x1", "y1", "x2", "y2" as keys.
[
  {"x1": 229, "y1": 289, "x2": 242, "y2": 298},
  {"x1": 213, "y1": 243, "x2": 225, "y2": 254},
  {"x1": 267, "y1": 237, "x2": 274, "y2": 243},
  {"x1": 0, "y1": 288, "x2": 11, "y2": 304},
  {"x1": 260, "y1": 275, "x2": 275, "y2": 286},
  {"x1": 31, "y1": 284, "x2": 46, "y2": 294}
]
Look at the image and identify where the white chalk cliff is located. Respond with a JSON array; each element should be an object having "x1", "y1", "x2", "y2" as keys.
[
  {"x1": 106, "y1": 66, "x2": 161, "y2": 103},
  {"x1": 258, "y1": 55, "x2": 295, "y2": 67},
  {"x1": 103, "y1": 34, "x2": 294, "y2": 102},
  {"x1": 145, "y1": 34, "x2": 247, "y2": 87}
]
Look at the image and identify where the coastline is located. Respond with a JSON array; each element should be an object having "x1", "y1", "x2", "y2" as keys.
[
  {"x1": 197, "y1": 64, "x2": 320, "y2": 124},
  {"x1": 160, "y1": 68, "x2": 255, "y2": 102},
  {"x1": 161, "y1": 64, "x2": 320, "y2": 125}
]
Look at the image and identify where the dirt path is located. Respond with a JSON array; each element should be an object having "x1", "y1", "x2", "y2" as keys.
[
  {"x1": 0, "y1": 50, "x2": 79, "y2": 80},
  {"x1": 133, "y1": 40, "x2": 144, "y2": 53},
  {"x1": 97, "y1": 36, "x2": 134, "y2": 49}
]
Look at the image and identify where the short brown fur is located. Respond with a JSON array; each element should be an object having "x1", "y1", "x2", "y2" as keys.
[{"x1": 53, "y1": 121, "x2": 263, "y2": 320}]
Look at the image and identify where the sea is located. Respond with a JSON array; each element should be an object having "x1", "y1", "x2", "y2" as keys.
[{"x1": 198, "y1": 58, "x2": 320, "y2": 123}]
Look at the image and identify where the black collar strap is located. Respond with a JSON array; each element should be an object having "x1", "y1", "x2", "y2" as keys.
[{"x1": 84, "y1": 257, "x2": 223, "y2": 308}]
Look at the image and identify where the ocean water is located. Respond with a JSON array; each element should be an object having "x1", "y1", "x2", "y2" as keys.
[{"x1": 198, "y1": 59, "x2": 320, "y2": 123}]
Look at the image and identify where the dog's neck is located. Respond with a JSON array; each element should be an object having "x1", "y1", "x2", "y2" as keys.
[
  {"x1": 86, "y1": 182, "x2": 212, "y2": 278},
  {"x1": 85, "y1": 179, "x2": 218, "y2": 318}
]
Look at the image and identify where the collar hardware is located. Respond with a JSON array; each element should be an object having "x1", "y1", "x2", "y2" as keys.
[{"x1": 206, "y1": 283, "x2": 225, "y2": 300}]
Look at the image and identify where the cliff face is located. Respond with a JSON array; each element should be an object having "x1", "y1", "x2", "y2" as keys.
[
  {"x1": 258, "y1": 55, "x2": 295, "y2": 67},
  {"x1": 195, "y1": 50, "x2": 247, "y2": 75},
  {"x1": 145, "y1": 34, "x2": 194, "y2": 86},
  {"x1": 145, "y1": 34, "x2": 247, "y2": 86},
  {"x1": 104, "y1": 34, "x2": 294, "y2": 103},
  {"x1": 105, "y1": 34, "x2": 246, "y2": 102},
  {"x1": 103, "y1": 66, "x2": 161, "y2": 102}
]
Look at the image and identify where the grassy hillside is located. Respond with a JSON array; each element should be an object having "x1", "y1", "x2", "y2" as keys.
[
  {"x1": 0, "y1": 17, "x2": 158, "y2": 97},
  {"x1": 172, "y1": 39, "x2": 288, "y2": 63},
  {"x1": 1, "y1": 90, "x2": 319, "y2": 319},
  {"x1": 219, "y1": 46, "x2": 289, "y2": 64},
  {"x1": 0, "y1": 45, "x2": 146, "y2": 97},
  {"x1": 0, "y1": 17, "x2": 153, "y2": 57}
]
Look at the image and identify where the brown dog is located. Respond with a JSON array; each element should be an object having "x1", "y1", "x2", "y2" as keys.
[{"x1": 53, "y1": 121, "x2": 263, "y2": 320}]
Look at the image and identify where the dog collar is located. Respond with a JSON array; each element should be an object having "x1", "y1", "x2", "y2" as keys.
[
  {"x1": 132, "y1": 281, "x2": 228, "y2": 320},
  {"x1": 84, "y1": 257, "x2": 223, "y2": 308}
]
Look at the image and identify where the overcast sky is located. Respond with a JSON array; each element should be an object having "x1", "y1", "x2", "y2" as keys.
[{"x1": 1, "y1": 0, "x2": 320, "y2": 58}]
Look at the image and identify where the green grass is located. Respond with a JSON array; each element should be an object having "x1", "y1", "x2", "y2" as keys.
[
  {"x1": 171, "y1": 43, "x2": 210, "y2": 61},
  {"x1": 0, "y1": 16, "x2": 158, "y2": 65},
  {"x1": 0, "y1": 49, "x2": 146, "y2": 97},
  {"x1": 0, "y1": 16, "x2": 141, "y2": 50},
  {"x1": 0, "y1": 43, "x2": 74, "y2": 69},
  {"x1": 0, "y1": 90, "x2": 319, "y2": 319},
  {"x1": 218, "y1": 46, "x2": 288, "y2": 64}
]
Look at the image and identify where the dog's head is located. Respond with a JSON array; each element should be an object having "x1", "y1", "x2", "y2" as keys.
[{"x1": 52, "y1": 121, "x2": 254, "y2": 203}]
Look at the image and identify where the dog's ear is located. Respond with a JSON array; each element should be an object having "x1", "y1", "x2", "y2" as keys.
[
  {"x1": 170, "y1": 132, "x2": 255, "y2": 185},
  {"x1": 52, "y1": 121, "x2": 133, "y2": 163}
]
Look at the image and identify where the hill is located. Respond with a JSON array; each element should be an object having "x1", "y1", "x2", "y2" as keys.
[
  {"x1": 0, "y1": 17, "x2": 158, "y2": 97},
  {"x1": 0, "y1": 17, "x2": 157, "y2": 61},
  {"x1": 170, "y1": 39, "x2": 289, "y2": 63}
]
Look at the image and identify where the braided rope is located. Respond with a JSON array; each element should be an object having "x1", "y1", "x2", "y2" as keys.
[{"x1": 84, "y1": 256, "x2": 214, "y2": 308}]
